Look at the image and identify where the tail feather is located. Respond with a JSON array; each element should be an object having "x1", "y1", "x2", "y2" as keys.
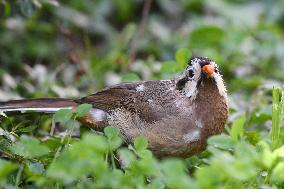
[
  {"x1": 0, "y1": 98, "x2": 108, "y2": 130},
  {"x1": 0, "y1": 98, "x2": 78, "y2": 113}
]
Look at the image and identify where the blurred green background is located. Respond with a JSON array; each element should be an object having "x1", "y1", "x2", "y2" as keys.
[
  {"x1": 1, "y1": 0, "x2": 284, "y2": 95},
  {"x1": 1, "y1": 0, "x2": 284, "y2": 132}
]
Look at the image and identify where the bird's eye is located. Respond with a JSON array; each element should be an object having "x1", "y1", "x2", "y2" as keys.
[{"x1": 187, "y1": 68, "x2": 194, "y2": 78}]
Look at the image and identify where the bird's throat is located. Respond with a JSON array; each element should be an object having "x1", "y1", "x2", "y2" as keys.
[{"x1": 194, "y1": 78, "x2": 229, "y2": 136}]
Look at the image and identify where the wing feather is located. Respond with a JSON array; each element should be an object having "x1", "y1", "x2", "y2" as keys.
[{"x1": 75, "y1": 80, "x2": 178, "y2": 123}]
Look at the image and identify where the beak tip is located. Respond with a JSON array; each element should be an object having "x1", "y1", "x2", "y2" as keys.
[{"x1": 202, "y1": 65, "x2": 214, "y2": 77}]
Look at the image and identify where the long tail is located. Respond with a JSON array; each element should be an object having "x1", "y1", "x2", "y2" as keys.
[
  {"x1": 0, "y1": 98, "x2": 107, "y2": 130},
  {"x1": 0, "y1": 98, "x2": 78, "y2": 113}
]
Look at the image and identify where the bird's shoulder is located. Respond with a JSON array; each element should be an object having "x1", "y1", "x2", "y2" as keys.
[
  {"x1": 78, "y1": 80, "x2": 176, "y2": 104},
  {"x1": 76, "y1": 79, "x2": 181, "y2": 122}
]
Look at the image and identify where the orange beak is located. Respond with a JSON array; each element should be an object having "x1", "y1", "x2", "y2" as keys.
[{"x1": 202, "y1": 64, "x2": 214, "y2": 77}]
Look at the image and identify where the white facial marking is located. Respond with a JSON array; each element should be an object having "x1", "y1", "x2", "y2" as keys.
[
  {"x1": 213, "y1": 73, "x2": 227, "y2": 98},
  {"x1": 181, "y1": 58, "x2": 203, "y2": 98},
  {"x1": 191, "y1": 58, "x2": 203, "y2": 80},
  {"x1": 183, "y1": 130, "x2": 200, "y2": 143},
  {"x1": 90, "y1": 108, "x2": 107, "y2": 121},
  {"x1": 136, "y1": 84, "x2": 144, "y2": 92},
  {"x1": 183, "y1": 81, "x2": 198, "y2": 98}
]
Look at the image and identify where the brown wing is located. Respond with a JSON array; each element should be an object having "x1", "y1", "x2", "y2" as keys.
[{"x1": 75, "y1": 80, "x2": 179, "y2": 123}]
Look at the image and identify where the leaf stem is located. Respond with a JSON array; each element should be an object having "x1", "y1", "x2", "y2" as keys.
[{"x1": 271, "y1": 87, "x2": 284, "y2": 149}]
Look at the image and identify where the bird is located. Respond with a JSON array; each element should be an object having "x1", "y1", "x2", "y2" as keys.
[{"x1": 0, "y1": 57, "x2": 228, "y2": 158}]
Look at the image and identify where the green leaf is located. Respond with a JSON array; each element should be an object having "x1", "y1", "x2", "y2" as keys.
[
  {"x1": 81, "y1": 133, "x2": 109, "y2": 153},
  {"x1": 104, "y1": 126, "x2": 119, "y2": 139},
  {"x1": 189, "y1": 26, "x2": 224, "y2": 49},
  {"x1": 10, "y1": 135, "x2": 50, "y2": 158},
  {"x1": 235, "y1": 141, "x2": 257, "y2": 160},
  {"x1": 47, "y1": 155, "x2": 78, "y2": 184},
  {"x1": 196, "y1": 165, "x2": 224, "y2": 189},
  {"x1": 47, "y1": 133, "x2": 109, "y2": 184},
  {"x1": 256, "y1": 141, "x2": 273, "y2": 169},
  {"x1": 271, "y1": 87, "x2": 284, "y2": 149},
  {"x1": 27, "y1": 161, "x2": 45, "y2": 174},
  {"x1": 244, "y1": 131, "x2": 261, "y2": 145},
  {"x1": 271, "y1": 162, "x2": 284, "y2": 183},
  {"x1": 207, "y1": 134, "x2": 235, "y2": 151},
  {"x1": 16, "y1": 124, "x2": 38, "y2": 133},
  {"x1": 117, "y1": 148, "x2": 136, "y2": 167},
  {"x1": 104, "y1": 127, "x2": 122, "y2": 151},
  {"x1": 162, "y1": 159, "x2": 196, "y2": 188},
  {"x1": 0, "y1": 159, "x2": 17, "y2": 182},
  {"x1": 162, "y1": 159, "x2": 185, "y2": 175},
  {"x1": 148, "y1": 179, "x2": 165, "y2": 189},
  {"x1": 134, "y1": 136, "x2": 148, "y2": 151},
  {"x1": 75, "y1": 103, "x2": 92, "y2": 117},
  {"x1": 230, "y1": 115, "x2": 245, "y2": 141},
  {"x1": 0, "y1": 136, "x2": 12, "y2": 153},
  {"x1": 53, "y1": 109, "x2": 73, "y2": 123},
  {"x1": 272, "y1": 145, "x2": 284, "y2": 160},
  {"x1": 175, "y1": 48, "x2": 191, "y2": 67}
]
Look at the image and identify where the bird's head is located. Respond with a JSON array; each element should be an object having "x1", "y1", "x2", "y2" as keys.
[{"x1": 176, "y1": 57, "x2": 227, "y2": 98}]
